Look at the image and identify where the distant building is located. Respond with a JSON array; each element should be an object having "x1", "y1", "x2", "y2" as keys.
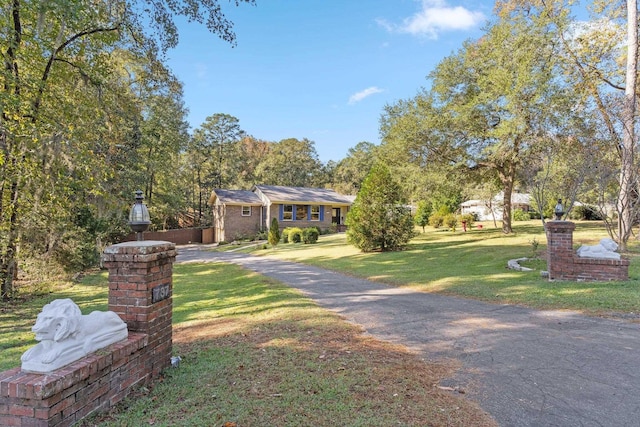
[{"x1": 461, "y1": 192, "x2": 531, "y2": 220}]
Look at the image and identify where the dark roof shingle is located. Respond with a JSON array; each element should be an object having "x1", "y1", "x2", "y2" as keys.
[
  {"x1": 212, "y1": 189, "x2": 263, "y2": 205},
  {"x1": 254, "y1": 185, "x2": 352, "y2": 205}
]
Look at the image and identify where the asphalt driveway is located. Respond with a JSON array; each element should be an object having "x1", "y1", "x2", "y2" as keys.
[{"x1": 176, "y1": 246, "x2": 640, "y2": 426}]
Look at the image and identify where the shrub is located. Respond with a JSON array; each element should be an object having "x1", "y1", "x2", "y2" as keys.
[
  {"x1": 288, "y1": 227, "x2": 303, "y2": 243},
  {"x1": 302, "y1": 227, "x2": 319, "y2": 244},
  {"x1": 52, "y1": 228, "x2": 99, "y2": 272},
  {"x1": 255, "y1": 229, "x2": 268, "y2": 241},
  {"x1": 268, "y1": 218, "x2": 281, "y2": 247},
  {"x1": 459, "y1": 213, "x2": 475, "y2": 228},
  {"x1": 428, "y1": 212, "x2": 444, "y2": 228},
  {"x1": 444, "y1": 214, "x2": 458, "y2": 231},
  {"x1": 570, "y1": 205, "x2": 602, "y2": 221},
  {"x1": 529, "y1": 210, "x2": 542, "y2": 219},
  {"x1": 281, "y1": 227, "x2": 292, "y2": 243},
  {"x1": 513, "y1": 209, "x2": 531, "y2": 221}
]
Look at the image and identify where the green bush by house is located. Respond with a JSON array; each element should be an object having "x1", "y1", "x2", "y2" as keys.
[{"x1": 302, "y1": 227, "x2": 319, "y2": 244}]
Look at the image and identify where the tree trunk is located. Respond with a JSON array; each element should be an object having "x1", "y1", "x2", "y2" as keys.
[
  {"x1": 619, "y1": 0, "x2": 637, "y2": 251},
  {"x1": 197, "y1": 168, "x2": 203, "y2": 226},
  {"x1": 0, "y1": 171, "x2": 19, "y2": 300},
  {"x1": 501, "y1": 180, "x2": 514, "y2": 234},
  {"x1": 498, "y1": 163, "x2": 515, "y2": 234}
]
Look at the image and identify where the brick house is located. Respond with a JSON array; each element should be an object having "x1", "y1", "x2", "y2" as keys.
[{"x1": 210, "y1": 185, "x2": 354, "y2": 243}]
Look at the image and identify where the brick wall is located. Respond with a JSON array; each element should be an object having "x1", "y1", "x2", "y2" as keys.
[
  {"x1": 103, "y1": 241, "x2": 176, "y2": 378},
  {"x1": 0, "y1": 334, "x2": 147, "y2": 427},
  {"x1": 545, "y1": 221, "x2": 629, "y2": 281},
  {"x1": 220, "y1": 205, "x2": 262, "y2": 242},
  {"x1": 0, "y1": 241, "x2": 176, "y2": 426}
]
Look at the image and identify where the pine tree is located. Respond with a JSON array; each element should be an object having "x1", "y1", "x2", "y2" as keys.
[
  {"x1": 346, "y1": 164, "x2": 415, "y2": 252},
  {"x1": 268, "y1": 218, "x2": 281, "y2": 248}
]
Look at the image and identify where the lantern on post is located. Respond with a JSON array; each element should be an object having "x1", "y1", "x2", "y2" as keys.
[
  {"x1": 129, "y1": 190, "x2": 150, "y2": 241},
  {"x1": 554, "y1": 199, "x2": 564, "y2": 221}
]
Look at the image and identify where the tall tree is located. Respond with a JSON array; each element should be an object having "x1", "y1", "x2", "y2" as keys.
[
  {"x1": 381, "y1": 13, "x2": 569, "y2": 233},
  {"x1": 620, "y1": 0, "x2": 637, "y2": 248},
  {"x1": 330, "y1": 141, "x2": 377, "y2": 195},
  {"x1": 346, "y1": 163, "x2": 415, "y2": 252},
  {"x1": 496, "y1": 0, "x2": 638, "y2": 248},
  {"x1": 194, "y1": 113, "x2": 245, "y2": 189},
  {"x1": 235, "y1": 136, "x2": 271, "y2": 188},
  {"x1": 0, "y1": 0, "x2": 255, "y2": 298},
  {"x1": 254, "y1": 138, "x2": 324, "y2": 187},
  {"x1": 139, "y1": 92, "x2": 191, "y2": 229},
  {"x1": 188, "y1": 114, "x2": 245, "y2": 224}
]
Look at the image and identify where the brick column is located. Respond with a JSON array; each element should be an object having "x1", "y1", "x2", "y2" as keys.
[
  {"x1": 545, "y1": 220, "x2": 576, "y2": 281},
  {"x1": 102, "y1": 241, "x2": 176, "y2": 378}
]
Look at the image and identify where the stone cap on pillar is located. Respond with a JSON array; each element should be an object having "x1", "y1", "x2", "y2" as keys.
[
  {"x1": 545, "y1": 220, "x2": 576, "y2": 232},
  {"x1": 103, "y1": 241, "x2": 176, "y2": 263}
]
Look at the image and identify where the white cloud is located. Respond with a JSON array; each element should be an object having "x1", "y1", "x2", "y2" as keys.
[
  {"x1": 348, "y1": 87, "x2": 384, "y2": 105},
  {"x1": 378, "y1": 0, "x2": 485, "y2": 39}
]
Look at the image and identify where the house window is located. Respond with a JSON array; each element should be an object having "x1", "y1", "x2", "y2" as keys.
[
  {"x1": 296, "y1": 205, "x2": 308, "y2": 220},
  {"x1": 310, "y1": 205, "x2": 320, "y2": 221},
  {"x1": 283, "y1": 204, "x2": 293, "y2": 221},
  {"x1": 241, "y1": 206, "x2": 251, "y2": 216}
]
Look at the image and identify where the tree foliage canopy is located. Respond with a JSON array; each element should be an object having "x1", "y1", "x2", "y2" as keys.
[
  {"x1": 379, "y1": 8, "x2": 592, "y2": 234},
  {"x1": 346, "y1": 163, "x2": 415, "y2": 252},
  {"x1": 0, "y1": 0, "x2": 254, "y2": 298}
]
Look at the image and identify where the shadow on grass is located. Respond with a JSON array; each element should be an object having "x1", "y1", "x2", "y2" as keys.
[
  {"x1": 84, "y1": 305, "x2": 495, "y2": 427},
  {"x1": 261, "y1": 222, "x2": 640, "y2": 315}
]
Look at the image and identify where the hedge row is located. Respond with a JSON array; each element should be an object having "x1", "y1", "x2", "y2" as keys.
[{"x1": 282, "y1": 227, "x2": 320, "y2": 244}]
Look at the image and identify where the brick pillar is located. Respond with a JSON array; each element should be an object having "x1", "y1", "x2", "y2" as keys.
[
  {"x1": 102, "y1": 241, "x2": 176, "y2": 378},
  {"x1": 545, "y1": 221, "x2": 576, "y2": 281}
]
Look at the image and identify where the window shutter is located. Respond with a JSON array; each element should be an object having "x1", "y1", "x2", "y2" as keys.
[
  {"x1": 279, "y1": 204, "x2": 283, "y2": 221},
  {"x1": 320, "y1": 205, "x2": 324, "y2": 221},
  {"x1": 307, "y1": 205, "x2": 311, "y2": 221}
]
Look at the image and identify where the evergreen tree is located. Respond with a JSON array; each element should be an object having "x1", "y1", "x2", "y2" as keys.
[
  {"x1": 414, "y1": 201, "x2": 432, "y2": 233},
  {"x1": 346, "y1": 164, "x2": 415, "y2": 252},
  {"x1": 268, "y1": 218, "x2": 281, "y2": 248}
]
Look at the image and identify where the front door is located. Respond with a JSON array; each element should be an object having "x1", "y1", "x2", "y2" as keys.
[{"x1": 332, "y1": 208, "x2": 341, "y2": 225}]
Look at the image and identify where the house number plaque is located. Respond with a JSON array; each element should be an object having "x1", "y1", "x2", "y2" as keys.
[{"x1": 152, "y1": 283, "x2": 171, "y2": 303}]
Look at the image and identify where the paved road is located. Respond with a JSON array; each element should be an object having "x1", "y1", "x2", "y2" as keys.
[{"x1": 176, "y1": 246, "x2": 640, "y2": 427}]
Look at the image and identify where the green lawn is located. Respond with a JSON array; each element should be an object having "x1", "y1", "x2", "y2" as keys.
[
  {"x1": 2, "y1": 219, "x2": 634, "y2": 425},
  {"x1": 1, "y1": 263, "x2": 495, "y2": 426},
  {"x1": 256, "y1": 220, "x2": 640, "y2": 316}
]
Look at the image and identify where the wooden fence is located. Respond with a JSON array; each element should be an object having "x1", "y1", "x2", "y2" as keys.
[{"x1": 125, "y1": 227, "x2": 214, "y2": 245}]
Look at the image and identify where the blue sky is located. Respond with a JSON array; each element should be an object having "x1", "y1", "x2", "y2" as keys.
[{"x1": 166, "y1": 0, "x2": 494, "y2": 163}]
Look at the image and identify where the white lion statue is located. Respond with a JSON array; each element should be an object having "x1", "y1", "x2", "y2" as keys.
[
  {"x1": 21, "y1": 298, "x2": 128, "y2": 373},
  {"x1": 576, "y1": 238, "x2": 621, "y2": 260}
]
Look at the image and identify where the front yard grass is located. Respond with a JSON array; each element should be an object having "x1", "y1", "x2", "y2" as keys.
[
  {"x1": 256, "y1": 220, "x2": 640, "y2": 317},
  {"x1": 3, "y1": 219, "x2": 634, "y2": 425},
  {"x1": 1, "y1": 263, "x2": 495, "y2": 426}
]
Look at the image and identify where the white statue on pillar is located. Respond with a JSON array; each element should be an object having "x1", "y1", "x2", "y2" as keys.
[
  {"x1": 21, "y1": 299, "x2": 128, "y2": 373},
  {"x1": 576, "y1": 238, "x2": 621, "y2": 260}
]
